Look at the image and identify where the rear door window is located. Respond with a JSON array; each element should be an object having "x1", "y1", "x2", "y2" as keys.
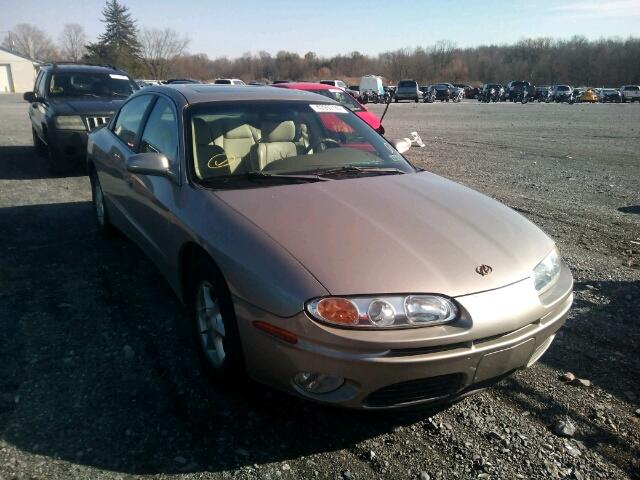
[{"x1": 112, "y1": 95, "x2": 153, "y2": 149}]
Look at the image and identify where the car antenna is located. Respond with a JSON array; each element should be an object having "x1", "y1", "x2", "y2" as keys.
[{"x1": 379, "y1": 89, "x2": 393, "y2": 126}]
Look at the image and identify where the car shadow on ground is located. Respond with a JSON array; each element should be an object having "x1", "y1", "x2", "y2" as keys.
[
  {"x1": 0, "y1": 200, "x2": 446, "y2": 475},
  {"x1": 0, "y1": 145, "x2": 85, "y2": 180},
  {"x1": 0, "y1": 201, "x2": 638, "y2": 476},
  {"x1": 618, "y1": 205, "x2": 640, "y2": 215}
]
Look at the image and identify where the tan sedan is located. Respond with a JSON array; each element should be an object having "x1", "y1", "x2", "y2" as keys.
[{"x1": 87, "y1": 85, "x2": 573, "y2": 409}]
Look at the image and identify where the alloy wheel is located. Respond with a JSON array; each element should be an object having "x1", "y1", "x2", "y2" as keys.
[{"x1": 196, "y1": 281, "x2": 226, "y2": 368}]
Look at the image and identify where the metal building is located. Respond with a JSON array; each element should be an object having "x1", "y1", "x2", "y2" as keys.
[{"x1": 0, "y1": 46, "x2": 41, "y2": 94}]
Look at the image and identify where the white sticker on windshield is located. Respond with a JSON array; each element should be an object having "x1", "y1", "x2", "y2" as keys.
[
  {"x1": 109, "y1": 74, "x2": 129, "y2": 80},
  {"x1": 310, "y1": 104, "x2": 348, "y2": 113},
  {"x1": 329, "y1": 89, "x2": 342, "y2": 93}
]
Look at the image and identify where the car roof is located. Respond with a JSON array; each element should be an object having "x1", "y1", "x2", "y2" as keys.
[
  {"x1": 41, "y1": 63, "x2": 128, "y2": 75},
  {"x1": 273, "y1": 82, "x2": 334, "y2": 91},
  {"x1": 140, "y1": 84, "x2": 336, "y2": 105}
]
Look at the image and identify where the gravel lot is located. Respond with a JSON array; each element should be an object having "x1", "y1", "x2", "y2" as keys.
[{"x1": 1, "y1": 94, "x2": 638, "y2": 480}]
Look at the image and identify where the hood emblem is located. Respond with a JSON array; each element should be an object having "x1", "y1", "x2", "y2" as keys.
[{"x1": 476, "y1": 264, "x2": 493, "y2": 276}]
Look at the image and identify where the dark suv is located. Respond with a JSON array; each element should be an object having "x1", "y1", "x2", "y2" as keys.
[
  {"x1": 23, "y1": 63, "x2": 138, "y2": 171},
  {"x1": 505, "y1": 81, "x2": 532, "y2": 101}
]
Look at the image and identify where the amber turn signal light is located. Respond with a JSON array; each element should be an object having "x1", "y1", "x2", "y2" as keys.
[
  {"x1": 252, "y1": 321, "x2": 298, "y2": 344},
  {"x1": 316, "y1": 298, "x2": 359, "y2": 325}
]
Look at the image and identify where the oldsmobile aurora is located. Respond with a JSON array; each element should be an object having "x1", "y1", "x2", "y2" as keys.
[{"x1": 87, "y1": 85, "x2": 573, "y2": 409}]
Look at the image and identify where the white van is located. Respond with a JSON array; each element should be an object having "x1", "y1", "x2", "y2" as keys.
[{"x1": 359, "y1": 75, "x2": 384, "y2": 95}]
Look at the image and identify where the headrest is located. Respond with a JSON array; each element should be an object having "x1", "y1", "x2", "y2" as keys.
[
  {"x1": 224, "y1": 123, "x2": 254, "y2": 140},
  {"x1": 192, "y1": 118, "x2": 211, "y2": 145},
  {"x1": 262, "y1": 121, "x2": 296, "y2": 142}
]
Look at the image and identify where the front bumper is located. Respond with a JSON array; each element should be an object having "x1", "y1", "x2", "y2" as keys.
[
  {"x1": 48, "y1": 128, "x2": 88, "y2": 160},
  {"x1": 236, "y1": 263, "x2": 573, "y2": 409}
]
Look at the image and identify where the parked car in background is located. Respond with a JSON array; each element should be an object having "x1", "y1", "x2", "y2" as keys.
[
  {"x1": 136, "y1": 79, "x2": 161, "y2": 88},
  {"x1": 619, "y1": 85, "x2": 640, "y2": 102},
  {"x1": 505, "y1": 81, "x2": 533, "y2": 102},
  {"x1": 479, "y1": 83, "x2": 503, "y2": 102},
  {"x1": 273, "y1": 82, "x2": 384, "y2": 134},
  {"x1": 576, "y1": 88, "x2": 598, "y2": 103},
  {"x1": 453, "y1": 84, "x2": 480, "y2": 99},
  {"x1": 533, "y1": 86, "x2": 552, "y2": 102},
  {"x1": 358, "y1": 75, "x2": 385, "y2": 104},
  {"x1": 599, "y1": 88, "x2": 622, "y2": 103},
  {"x1": 432, "y1": 83, "x2": 455, "y2": 102},
  {"x1": 394, "y1": 79, "x2": 420, "y2": 102},
  {"x1": 23, "y1": 63, "x2": 139, "y2": 172},
  {"x1": 320, "y1": 79, "x2": 348, "y2": 89},
  {"x1": 164, "y1": 78, "x2": 202, "y2": 84},
  {"x1": 552, "y1": 85, "x2": 574, "y2": 103},
  {"x1": 86, "y1": 83, "x2": 573, "y2": 410},
  {"x1": 214, "y1": 79, "x2": 246, "y2": 85}
]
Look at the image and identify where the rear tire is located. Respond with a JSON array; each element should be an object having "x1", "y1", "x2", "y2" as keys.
[{"x1": 188, "y1": 256, "x2": 245, "y2": 384}]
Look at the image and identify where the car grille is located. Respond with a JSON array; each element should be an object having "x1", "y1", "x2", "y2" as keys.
[
  {"x1": 84, "y1": 116, "x2": 110, "y2": 131},
  {"x1": 364, "y1": 373, "x2": 464, "y2": 408}
]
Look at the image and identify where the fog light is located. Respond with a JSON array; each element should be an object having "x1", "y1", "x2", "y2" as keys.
[{"x1": 293, "y1": 372, "x2": 344, "y2": 394}]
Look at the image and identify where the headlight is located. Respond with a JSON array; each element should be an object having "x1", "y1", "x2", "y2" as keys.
[
  {"x1": 306, "y1": 295, "x2": 458, "y2": 329},
  {"x1": 53, "y1": 115, "x2": 86, "y2": 130},
  {"x1": 532, "y1": 247, "x2": 561, "y2": 294}
]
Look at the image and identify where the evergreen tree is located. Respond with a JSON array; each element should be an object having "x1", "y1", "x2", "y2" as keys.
[{"x1": 85, "y1": 0, "x2": 141, "y2": 73}]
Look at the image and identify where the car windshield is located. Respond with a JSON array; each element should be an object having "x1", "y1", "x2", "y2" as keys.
[
  {"x1": 189, "y1": 101, "x2": 414, "y2": 186},
  {"x1": 215, "y1": 79, "x2": 232, "y2": 84},
  {"x1": 311, "y1": 89, "x2": 364, "y2": 112},
  {"x1": 48, "y1": 72, "x2": 136, "y2": 98},
  {"x1": 398, "y1": 81, "x2": 416, "y2": 88},
  {"x1": 557, "y1": 86, "x2": 570, "y2": 91}
]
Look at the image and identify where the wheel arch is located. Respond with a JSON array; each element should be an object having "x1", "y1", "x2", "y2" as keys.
[{"x1": 178, "y1": 242, "x2": 229, "y2": 306}]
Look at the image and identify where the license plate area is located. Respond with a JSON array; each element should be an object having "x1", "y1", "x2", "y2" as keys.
[{"x1": 474, "y1": 339, "x2": 535, "y2": 383}]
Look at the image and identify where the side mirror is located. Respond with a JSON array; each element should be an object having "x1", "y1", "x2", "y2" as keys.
[
  {"x1": 23, "y1": 91, "x2": 37, "y2": 103},
  {"x1": 126, "y1": 152, "x2": 170, "y2": 176},
  {"x1": 391, "y1": 138, "x2": 412, "y2": 154}
]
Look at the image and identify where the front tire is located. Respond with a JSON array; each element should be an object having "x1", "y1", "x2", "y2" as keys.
[
  {"x1": 189, "y1": 257, "x2": 245, "y2": 383},
  {"x1": 90, "y1": 169, "x2": 115, "y2": 236},
  {"x1": 32, "y1": 127, "x2": 46, "y2": 155}
]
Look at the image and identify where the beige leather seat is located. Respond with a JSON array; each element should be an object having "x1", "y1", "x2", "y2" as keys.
[
  {"x1": 211, "y1": 121, "x2": 260, "y2": 174},
  {"x1": 257, "y1": 121, "x2": 299, "y2": 170},
  {"x1": 192, "y1": 118, "x2": 231, "y2": 178}
]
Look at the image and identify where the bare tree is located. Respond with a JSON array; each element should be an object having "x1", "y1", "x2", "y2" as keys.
[
  {"x1": 58, "y1": 24, "x2": 87, "y2": 62},
  {"x1": 2, "y1": 23, "x2": 58, "y2": 60},
  {"x1": 139, "y1": 28, "x2": 189, "y2": 80}
]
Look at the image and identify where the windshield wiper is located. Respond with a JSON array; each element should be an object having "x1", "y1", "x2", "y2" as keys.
[
  {"x1": 314, "y1": 165, "x2": 407, "y2": 177},
  {"x1": 244, "y1": 171, "x2": 330, "y2": 182},
  {"x1": 203, "y1": 171, "x2": 330, "y2": 186}
]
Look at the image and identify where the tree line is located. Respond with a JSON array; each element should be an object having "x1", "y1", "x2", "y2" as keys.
[{"x1": 2, "y1": 0, "x2": 639, "y2": 86}]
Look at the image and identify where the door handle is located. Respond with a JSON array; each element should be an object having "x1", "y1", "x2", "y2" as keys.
[{"x1": 112, "y1": 152, "x2": 122, "y2": 161}]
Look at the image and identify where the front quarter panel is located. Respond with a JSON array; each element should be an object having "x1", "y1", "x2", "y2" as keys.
[{"x1": 174, "y1": 185, "x2": 330, "y2": 317}]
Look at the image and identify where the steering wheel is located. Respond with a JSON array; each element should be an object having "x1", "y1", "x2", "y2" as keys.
[{"x1": 304, "y1": 138, "x2": 340, "y2": 154}]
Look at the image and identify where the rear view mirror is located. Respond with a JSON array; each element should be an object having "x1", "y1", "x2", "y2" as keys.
[
  {"x1": 126, "y1": 152, "x2": 170, "y2": 176},
  {"x1": 391, "y1": 138, "x2": 412, "y2": 154},
  {"x1": 23, "y1": 91, "x2": 36, "y2": 103}
]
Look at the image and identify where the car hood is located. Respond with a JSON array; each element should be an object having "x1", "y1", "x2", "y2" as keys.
[
  {"x1": 214, "y1": 172, "x2": 555, "y2": 297},
  {"x1": 48, "y1": 97, "x2": 127, "y2": 115}
]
